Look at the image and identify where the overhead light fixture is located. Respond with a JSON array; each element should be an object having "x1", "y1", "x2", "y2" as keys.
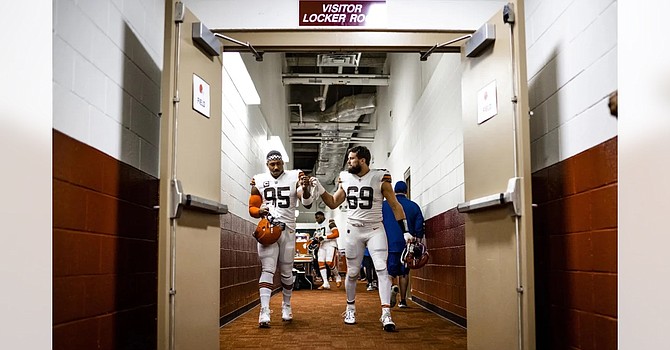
[
  {"x1": 222, "y1": 52, "x2": 261, "y2": 105},
  {"x1": 282, "y1": 73, "x2": 389, "y2": 86},
  {"x1": 266, "y1": 135, "x2": 290, "y2": 162},
  {"x1": 317, "y1": 53, "x2": 361, "y2": 67}
]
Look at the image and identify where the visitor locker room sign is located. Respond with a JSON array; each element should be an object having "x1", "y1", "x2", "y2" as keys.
[
  {"x1": 193, "y1": 74, "x2": 210, "y2": 118},
  {"x1": 299, "y1": 0, "x2": 387, "y2": 27}
]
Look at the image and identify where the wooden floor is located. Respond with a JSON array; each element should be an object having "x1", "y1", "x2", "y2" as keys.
[{"x1": 220, "y1": 280, "x2": 467, "y2": 349}]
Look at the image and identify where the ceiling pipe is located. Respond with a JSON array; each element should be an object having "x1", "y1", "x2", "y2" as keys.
[
  {"x1": 314, "y1": 85, "x2": 329, "y2": 111},
  {"x1": 288, "y1": 103, "x2": 303, "y2": 124}
]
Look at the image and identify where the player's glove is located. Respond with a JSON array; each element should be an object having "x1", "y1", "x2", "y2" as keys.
[
  {"x1": 267, "y1": 214, "x2": 286, "y2": 230},
  {"x1": 403, "y1": 232, "x2": 415, "y2": 243}
]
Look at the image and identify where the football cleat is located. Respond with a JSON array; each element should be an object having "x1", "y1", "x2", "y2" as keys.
[
  {"x1": 380, "y1": 310, "x2": 396, "y2": 332},
  {"x1": 258, "y1": 306, "x2": 271, "y2": 328},
  {"x1": 343, "y1": 308, "x2": 356, "y2": 325},
  {"x1": 281, "y1": 303, "x2": 293, "y2": 322},
  {"x1": 390, "y1": 285, "x2": 399, "y2": 308}
]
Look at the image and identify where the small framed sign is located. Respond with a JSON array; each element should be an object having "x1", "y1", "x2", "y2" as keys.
[
  {"x1": 193, "y1": 74, "x2": 210, "y2": 118},
  {"x1": 477, "y1": 80, "x2": 498, "y2": 124}
]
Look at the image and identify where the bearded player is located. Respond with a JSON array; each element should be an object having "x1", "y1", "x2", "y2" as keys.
[
  {"x1": 311, "y1": 145, "x2": 410, "y2": 332},
  {"x1": 249, "y1": 150, "x2": 316, "y2": 328},
  {"x1": 313, "y1": 211, "x2": 342, "y2": 290}
]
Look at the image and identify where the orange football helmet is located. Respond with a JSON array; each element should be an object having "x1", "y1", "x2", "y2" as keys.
[{"x1": 254, "y1": 217, "x2": 282, "y2": 245}]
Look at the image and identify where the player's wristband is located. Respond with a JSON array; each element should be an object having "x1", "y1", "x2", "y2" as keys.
[
  {"x1": 397, "y1": 219, "x2": 408, "y2": 233},
  {"x1": 301, "y1": 194, "x2": 315, "y2": 206}
]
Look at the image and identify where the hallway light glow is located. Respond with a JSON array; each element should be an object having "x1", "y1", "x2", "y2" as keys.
[
  {"x1": 266, "y1": 135, "x2": 290, "y2": 162},
  {"x1": 222, "y1": 52, "x2": 261, "y2": 105}
]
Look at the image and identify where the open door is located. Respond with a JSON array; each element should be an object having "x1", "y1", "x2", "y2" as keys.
[
  {"x1": 459, "y1": 1, "x2": 535, "y2": 349},
  {"x1": 158, "y1": 2, "x2": 227, "y2": 349}
]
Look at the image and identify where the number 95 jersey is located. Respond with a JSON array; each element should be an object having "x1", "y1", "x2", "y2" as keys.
[
  {"x1": 250, "y1": 169, "x2": 303, "y2": 231},
  {"x1": 338, "y1": 169, "x2": 392, "y2": 226}
]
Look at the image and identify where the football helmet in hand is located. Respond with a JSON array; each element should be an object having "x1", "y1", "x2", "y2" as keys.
[
  {"x1": 253, "y1": 215, "x2": 283, "y2": 245},
  {"x1": 401, "y1": 240, "x2": 429, "y2": 269}
]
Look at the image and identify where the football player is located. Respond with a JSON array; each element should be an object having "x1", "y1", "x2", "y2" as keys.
[
  {"x1": 313, "y1": 211, "x2": 342, "y2": 290},
  {"x1": 249, "y1": 150, "x2": 315, "y2": 328},
  {"x1": 312, "y1": 145, "x2": 410, "y2": 332}
]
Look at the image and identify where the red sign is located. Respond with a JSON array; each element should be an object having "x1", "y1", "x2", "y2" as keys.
[{"x1": 299, "y1": 0, "x2": 386, "y2": 27}]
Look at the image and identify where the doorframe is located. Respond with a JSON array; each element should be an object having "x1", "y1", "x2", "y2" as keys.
[{"x1": 212, "y1": 29, "x2": 473, "y2": 53}]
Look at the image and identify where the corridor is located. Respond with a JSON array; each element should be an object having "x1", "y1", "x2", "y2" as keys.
[{"x1": 219, "y1": 281, "x2": 466, "y2": 349}]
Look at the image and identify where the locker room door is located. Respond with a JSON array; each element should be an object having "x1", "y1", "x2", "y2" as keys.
[
  {"x1": 157, "y1": 2, "x2": 227, "y2": 350},
  {"x1": 459, "y1": 1, "x2": 535, "y2": 349}
]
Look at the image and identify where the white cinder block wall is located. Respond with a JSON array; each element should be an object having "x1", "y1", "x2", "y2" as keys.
[
  {"x1": 371, "y1": 53, "x2": 465, "y2": 220},
  {"x1": 53, "y1": 0, "x2": 164, "y2": 177},
  {"x1": 220, "y1": 53, "x2": 290, "y2": 220},
  {"x1": 525, "y1": 0, "x2": 618, "y2": 172}
]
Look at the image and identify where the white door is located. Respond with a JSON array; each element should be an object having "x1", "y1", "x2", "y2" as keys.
[
  {"x1": 157, "y1": 2, "x2": 226, "y2": 349},
  {"x1": 460, "y1": 2, "x2": 535, "y2": 349}
]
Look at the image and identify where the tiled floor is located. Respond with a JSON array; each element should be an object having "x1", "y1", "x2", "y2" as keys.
[{"x1": 220, "y1": 280, "x2": 467, "y2": 349}]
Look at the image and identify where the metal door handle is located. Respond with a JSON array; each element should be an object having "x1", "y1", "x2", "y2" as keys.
[
  {"x1": 457, "y1": 177, "x2": 522, "y2": 216},
  {"x1": 170, "y1": 179, "x2": 228, "y2": 219}
]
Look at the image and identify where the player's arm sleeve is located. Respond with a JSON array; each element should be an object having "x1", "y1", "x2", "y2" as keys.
[
  {"x1": 248, "y1": 184, "x2": 263, "y2": 218},
  {"x1": 326, "y1": 220, "x2": 339, "y2": 239}
]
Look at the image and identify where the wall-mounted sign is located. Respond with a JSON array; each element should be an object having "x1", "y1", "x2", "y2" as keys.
[
  {"x1": 477, "y1": 80, "x2": 498, "y2": 124},
  {"x1": 193, "y1": 74, "x2": 210, "y2": 118},
  {"x1": 299, "y1": 0, "x2": 386, "y2": 27}
]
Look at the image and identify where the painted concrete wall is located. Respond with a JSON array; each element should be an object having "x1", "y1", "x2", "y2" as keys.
[
  {"x1": 525, "y1": 0, "x2": 618, "y2": 172},
  {"x1": 52, "y1": 0, "x2": 164, "y2": 177},
  {"x1": 183, "y1": 0, "x2": 507, "y2": 30},
  {"x1": 219, "y1": 53, "x2": 290, "y2": 219},
  {"x1": 371, "y1": 53, "x2": 465, "y2": 220}
]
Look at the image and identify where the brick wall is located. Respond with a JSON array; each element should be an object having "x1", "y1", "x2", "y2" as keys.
[
  {"x1": 532, "y1": 137, "x2": 617, "y2": 349},
  {"x1": 412, "y1": 208, "x2": 467, "y2": 327},
  {"x1": 53, "y1": 130, "x2": 158, "y2": 349},
  {"x1": 219, "y1": 214, "x2": 269, "y2": 325}
]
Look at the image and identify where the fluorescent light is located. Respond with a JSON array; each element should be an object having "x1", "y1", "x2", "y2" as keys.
[
  {"x1": 364, "y1": 3, "x2": 387, "y2": 28},
  {"x1": 266, "y1": 135, "x2": 290, "y2": 162},
  {"x1": 222, "y1": 52, "x2": 261, "y2": 105}
]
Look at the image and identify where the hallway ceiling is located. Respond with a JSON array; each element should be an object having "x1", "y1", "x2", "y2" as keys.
[{"x1": 284, "y1": 52, "x2": 388, "y2": 189}]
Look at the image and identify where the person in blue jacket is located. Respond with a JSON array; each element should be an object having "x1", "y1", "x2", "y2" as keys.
[{"x1": 382, "y1": 181, "x2": 425, "y2": 308}]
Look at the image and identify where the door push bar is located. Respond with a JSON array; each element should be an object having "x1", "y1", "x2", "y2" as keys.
[
  {"x1": 170, "y1": 179, "x2": 228, "y2": 219},
  {"x1": 457, "y1": 177, "x2": 522, "y2": 216}
]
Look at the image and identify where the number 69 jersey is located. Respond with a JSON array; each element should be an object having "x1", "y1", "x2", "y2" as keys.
[
  {"x1": 338, "y1": 169, "x2": 392, "y2": 225},
  {"x1": 250, "y1": 169, "x2": 304, "y2": 231}
]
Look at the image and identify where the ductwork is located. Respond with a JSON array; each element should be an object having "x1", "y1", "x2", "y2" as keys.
[
  {"x1": 291, "y1": 94, "x2": 376, "y2": 192},
  {"x1": 297, "y1": 93, "x2": 376, "y2": 124}
]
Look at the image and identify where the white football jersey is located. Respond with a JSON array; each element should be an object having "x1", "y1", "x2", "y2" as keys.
[
  {"x1": 315, "y1": 220, "x2": 338, "y2": 249},
  {"x1": 338, "y1": 169, "x2": 391, "y2": 225},
  {"x1": 251, "y1": 169, "x2": 303, "y2": 230}
]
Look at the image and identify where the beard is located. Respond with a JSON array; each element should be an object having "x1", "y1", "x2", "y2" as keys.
[{"x1": 347, "y1": 164, "x2": 361, "y2": 174}]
